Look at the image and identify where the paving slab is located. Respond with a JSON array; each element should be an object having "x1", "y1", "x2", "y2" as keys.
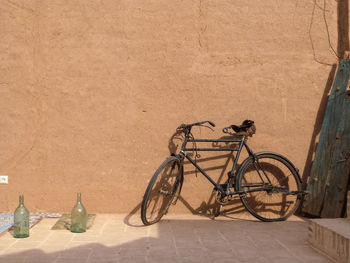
[{"x1": 0, "y1": 214, "x2": 331, "y2": 263}]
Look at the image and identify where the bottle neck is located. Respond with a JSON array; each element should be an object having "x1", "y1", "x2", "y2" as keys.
[
  {"x1": 19, "y1": 195, "x2": 24, "y2": 206},
  {"x1": 77, "y1": 193, "x2": 82, "y2": 203}
]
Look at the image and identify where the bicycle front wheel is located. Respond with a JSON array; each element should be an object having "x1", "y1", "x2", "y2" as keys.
[
  {"x1": 141, "y1": 156, "x2": 183, "y2": 225},
  {"x1": 236, "y1": 152, "x2": 301, "y2": 222}
]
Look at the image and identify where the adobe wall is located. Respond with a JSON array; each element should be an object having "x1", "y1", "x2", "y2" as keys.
[{"x1": 0, "y1": 0, "x2": 343, "y2": 214}]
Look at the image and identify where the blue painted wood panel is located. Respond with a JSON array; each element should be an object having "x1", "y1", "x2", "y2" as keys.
[{"x1": 303, "y1": 59, "x2": 350, "y2": 217}]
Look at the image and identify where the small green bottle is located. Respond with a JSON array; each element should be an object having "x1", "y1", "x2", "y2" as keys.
[
  {"x1": 70, "y1": 193, "x2": 87, "y2": 233},
  {"x1": 14, "y1": 195, "x2": 30, "y2": 238}
]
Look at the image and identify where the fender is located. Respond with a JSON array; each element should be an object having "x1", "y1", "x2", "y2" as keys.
[{"x1": 234, "y1": 151, "x2": 302, "y2": 192}]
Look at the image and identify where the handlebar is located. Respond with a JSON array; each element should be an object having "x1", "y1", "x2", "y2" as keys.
[
  {"x1": 177, "y1": 120, "x2": 215, "y2": 130},
  {"x1": 191, "y1": 120, "x2": 215, "y2": 127}
]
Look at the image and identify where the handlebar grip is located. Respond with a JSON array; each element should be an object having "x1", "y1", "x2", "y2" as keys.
[
  {"x1": 207, "y1": 121, "x2": 215, "y2": 127},
  {"x1": 193, "y1": 120, "x2": 215, "y2": 127}
]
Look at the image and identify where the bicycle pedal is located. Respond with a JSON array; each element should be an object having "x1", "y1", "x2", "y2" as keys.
[
  {"x1": 214, "y1": 205, "x2": 222, "y2": 217},
  {"x1": 227, "y1": 171, "x2": 235, "y2": 178},
  {"x1": 172, "y1": 196, "x2": 180, "y2": 205},
  {"x1": 159, "y1": 189, "x2": 170, "y2": 195}
]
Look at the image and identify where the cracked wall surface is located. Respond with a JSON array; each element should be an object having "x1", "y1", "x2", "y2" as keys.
[{"x1": 0, "y1": 0, "x2": 342, "y2": 213}]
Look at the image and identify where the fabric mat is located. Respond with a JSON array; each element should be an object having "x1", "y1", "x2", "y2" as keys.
[{"x1": 0, "y1": 213, "x2": 62, "y2": 235}]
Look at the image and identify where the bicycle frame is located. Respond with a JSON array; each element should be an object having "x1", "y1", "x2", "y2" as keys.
[{"x1": 179, "y1": 134, "x2": 272, "y2": 197}]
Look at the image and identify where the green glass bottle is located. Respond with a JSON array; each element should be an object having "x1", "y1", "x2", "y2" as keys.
[
  {"x1": 14, "y1": 195, "x2": 30, "y2": 238},
  {"x1": 70, "y1": 193, "x2": 87, "y2": 233}
]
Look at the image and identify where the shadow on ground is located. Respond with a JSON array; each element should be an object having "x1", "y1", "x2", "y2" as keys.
[{"x1": 0, "y1": 217, "x2": 331, "y2": 263}]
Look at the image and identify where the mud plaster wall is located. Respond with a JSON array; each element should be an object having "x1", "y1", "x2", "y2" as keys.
[{"x1": 0, "y1": 0, "x2": 343, "y2": 213}]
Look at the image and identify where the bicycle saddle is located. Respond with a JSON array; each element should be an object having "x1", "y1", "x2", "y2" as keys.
[
  {"x1": 223, "y1": 120, "x2": 256, "y2": 137},
  {"x1": 231, "y1": 120, "x2": 255, "y2": 133}
]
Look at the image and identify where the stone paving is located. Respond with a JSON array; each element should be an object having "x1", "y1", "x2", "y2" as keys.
[{"x1": 0, "y1": 214, "x2": 331, "y2": 263}]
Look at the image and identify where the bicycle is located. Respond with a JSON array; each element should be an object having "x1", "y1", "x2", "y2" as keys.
[{"x1": 141, "y1": 120, "x2": 306, "y2": 225}]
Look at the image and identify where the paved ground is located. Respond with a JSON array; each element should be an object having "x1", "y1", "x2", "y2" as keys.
[{"x1": 0, "y1": 214, "x2": 331, "y2": 263}]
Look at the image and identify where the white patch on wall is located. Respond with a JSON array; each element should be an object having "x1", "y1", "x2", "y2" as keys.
[{"x1": 0, "y1": 175, "x2": 8, "y2": 184}]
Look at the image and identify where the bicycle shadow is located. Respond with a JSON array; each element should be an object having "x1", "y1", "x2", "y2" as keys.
[
  {"x1": 179, "y1": 133, "x2": 298, "y2": 221},
  {"x1": 170, "y1": 128, "x2": 251, "y2": 216},
  {"x1": 125, "y1": 128, "x2": 250, "y2": 226},
  {"x1": 125, "y1": 128, "x2": 255, "y2": 227}
]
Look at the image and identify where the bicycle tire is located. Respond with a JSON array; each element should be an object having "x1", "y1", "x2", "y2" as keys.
[
  {"x1": 141, "y1": 156, "x2": 183, "y2": 225},
  {"x1": 236, "y1": 152, "x2": 301, "y2": 222}
]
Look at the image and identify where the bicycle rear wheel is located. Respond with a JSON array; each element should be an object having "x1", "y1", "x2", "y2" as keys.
[
  {"x1": 141, "y1": 156, "x2": 183, "y2": 225},
  {"x1": 236, "y1": 152, "x2": 301, "y2": 222}
]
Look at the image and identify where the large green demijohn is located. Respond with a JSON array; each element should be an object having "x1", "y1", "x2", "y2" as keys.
[
  {"x1": 70, "y1": 193, "x2": 87, "y2": 233},
  {"x1": 14, "y1": 194, "x2": 30, "y2": 238}
]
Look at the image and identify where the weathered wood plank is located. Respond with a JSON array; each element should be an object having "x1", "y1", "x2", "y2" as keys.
[
  {"x1": 321, "y1": 69, "x2": 350, "y2": 216},
  {"x1": 303, "y1": 59, "x2": 350, "y2": 217}
]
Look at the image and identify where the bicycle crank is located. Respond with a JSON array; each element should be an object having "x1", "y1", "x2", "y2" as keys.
[
  {"x1": 213, "y1": 191, "x2": 231, "y2": 205},
  {"x1": 159, "y1": 189, "x2": 171, "y2": 196}
]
